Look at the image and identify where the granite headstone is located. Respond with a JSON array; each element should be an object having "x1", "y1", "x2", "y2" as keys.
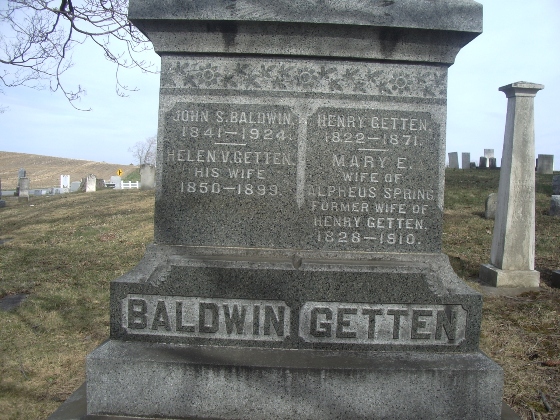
[
  {"x1": 484, "y1": 149, "x2": 495, "y2": 159},
  {"x1": 18, "y1": 177, "x2": 30, "y2": 200},
  {"x1": 140, "y1": 164, "x2": 156, "y2": 190},
  {"x1": 550, "y1": 196, "x2": 560, "y2": 217},
  {"x1": 84, "y1": 2, "x2": 503, "y2": 419},
  {"x1": 553, "y1": 175, "x2": 560, "y2": 195},
  {"x1": 448, "y1": 152, "x2": 459, "y2": 169},
  {"x1": 536, "y1": 154, "x2": 554, "y2": 174},
  {"x1": 479, "y1": 156, "x2": 488, "y2": 168},
  {"x1": 462, "y1": 152, "x2": 471, "y2": 169}
]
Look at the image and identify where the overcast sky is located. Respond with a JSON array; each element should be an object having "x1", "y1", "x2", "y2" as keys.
[{"x1": 1, "y1": 0, "x2": 558, "y2": 169}]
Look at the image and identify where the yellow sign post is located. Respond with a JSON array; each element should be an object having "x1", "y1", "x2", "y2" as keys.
[{"x1": 117, "y1": 169, "x2": 124, "y2": 176}]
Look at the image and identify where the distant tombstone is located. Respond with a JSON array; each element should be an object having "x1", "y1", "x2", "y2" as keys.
[
  {"x1": 110, "y1": 176, "x2": 122, "y2": 189},
  {"x1": 448, "y1": 152, "x2": 459, "y2": 169},
  {"x1": 81, "y1": 2, "x2": 503, "y2": 420},
  {"x1": 18, "y1": 177, "x2": 30, "y2": 200},
  {"x1": 96, "y1": 178, "x2": 106, "y2": 190},
  {"x1": 60, "y1": 175, "x2": 71, "y2": 189},
  {"x1": 140, "y1": 164, "x2": 156, "y2": 190},
  {"x1": 0, "y1": 178, "x2": 5, "y2": 208},
  {"x1": 83, "y1": 175, "x2": 97, "y2": 192},
  {"x1": 484, "y1": 149, "x2": 494, "y2": 159},
  {"x1": 536, "y1": 154, "x2": 554, "y2": 174},
  {"x1": 480, "y1": 82, "x2": 544, "y2": 288},
  {"x1": 70, "y1": 181, "x2": 81, "y2": 192},
  {"x1": 34, "y1": 189, "x2": 42, "y2": 196},
  {"x1": 485, "y1": 193, "x2": 498, "y2": 219},
  {"x1": 553, "y1": 175, "x2": 560, "y2": 195},
  {"x1": 18, "y1": 168, "x2": 26, "y2": 179},
  {"x1": 488, "y1": 158, "x2": 497, "y2": 169},
  {"x1": 470, "y1": 162, "x2": 477, "y2": 169},
  {"x1": 550, "y1": 196, "x2": 560, "y2": 217},
  {"x1": 479, "y1": 157, "x2": 487, "y2": 168},
  {"x1": 462, "y1": 153, "x2": 471, "y2": 169}
]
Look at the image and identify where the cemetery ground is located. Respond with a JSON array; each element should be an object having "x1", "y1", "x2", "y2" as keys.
[{"x1": 0, "y1": 170, "x2": 558, "y2": 420}]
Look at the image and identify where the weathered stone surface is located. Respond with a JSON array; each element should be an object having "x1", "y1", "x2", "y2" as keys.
[
  {"x1": 480, "y1": 82, "x2": 544, "y2": 288},
  {"x1": 129, "y1": 0, "x2": 482, "y2": 65},
  {"x1": 550, "y1": 195, "x2": 560, "y2": 217},
  {"x1": 489, "y1": 157, "x2": 497, "y2": 169},
  {"x1": 536, "y1": 154, "x2": 554, "y2": 174},
  {"x1": 485, "y1": 193, "x2": 498, "y2": 219},
  {"x1": 479, "y1": 157, "x2": 487, "y2": 168},
  {"x1": 87, "y1": 340, "x2": 503, "y2": 420},
  {"x1": 484, "y1": 149, "x2": 495, "y2": 159}
]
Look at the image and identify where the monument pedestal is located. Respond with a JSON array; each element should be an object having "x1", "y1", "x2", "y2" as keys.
[
  {"x1": 87, "y1": 341, "x2": 502, "y2": 420},
  {"x1": 480, "y1": 263, "x2": 540, "y2": 288},
  {"x1": 79, "y1": 1, "x2": 504, "y2": 419}
]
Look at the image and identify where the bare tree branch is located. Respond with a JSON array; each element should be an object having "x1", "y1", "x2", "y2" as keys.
[
  {"x1": 0, "y1": 0, "x2": 156, "y2": 109},
  {"x1": 129, "y1": 135, "x2": 156, "y2": 166}
]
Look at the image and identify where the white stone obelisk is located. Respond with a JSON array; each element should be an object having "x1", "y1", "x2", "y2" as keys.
[{"x1": 480, "y1": 82, "x2": 543, "y2": 287}]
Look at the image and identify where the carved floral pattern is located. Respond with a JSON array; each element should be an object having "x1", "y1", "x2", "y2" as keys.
[{"x1": 161, "y1": 58, "x2": 447, "y2": 99}]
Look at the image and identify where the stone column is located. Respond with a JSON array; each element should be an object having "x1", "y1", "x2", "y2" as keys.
[{"x1": 480, "y1": 81, "x2": 544, "y2": 287}]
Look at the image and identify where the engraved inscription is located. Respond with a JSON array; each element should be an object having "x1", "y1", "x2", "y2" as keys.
[
  {"x1": 163, "y1": 103, "x2": 297, "y2": 199},
  {"x1": 299, "y1": 302, "x2": 467, "y2": 345},
  {"x1": 123, "y1": 295, "x2": 290, "y2": 342},
  {"x1": 306, "y1": 107, "x2": 440, "y2": 251}
]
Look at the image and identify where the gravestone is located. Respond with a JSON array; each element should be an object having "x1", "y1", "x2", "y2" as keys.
[
  {"x1": 70, "y1": 181, "x2": 81, "y2": 192},
  {"x1": 60, "y1": 175, "x2": 71, "y2": 189},
  {"x1": 470, "y1": 162, "x2": 477, "y2": 169},
  {"x1": 489, "y1": 157, "x2": 497, "y2": 169},
  {"x1": 110, "y1": 176, "x2": 122, "y2": 189},
  {"x1": 84, "y1": 2, "x2": 503, "y2": 419},
  {"x1": 484, "y1": 149, "x2": 495, "y2": 159},
  {"x1": 550, "y1": 196, "x2": 560, "y2": 217},
  {"x1": 479, "y1": 156, "x2": 488, "y2": 168},
  {"x1": 536, "y1": 154, "x2": 554, "y2": 174},
  {"x1": 553, "y1": 175, "x2": 560, "y2": 195},
  {"x1": 485, "y1": 193, "x2": 498, "y2": 219},
  {"x1": 18, "y1": 177, "x2": 30, "y2": 200},
  {"x1": 462, "y1": 152, "x2": 471, "y2": 169},
  {"x1": 480, "y1": 82, "x2": 543, "y2": 288},
  {"x1": 140, "y1": 164, "x2": 156, "y2": 190},
  {"x1": 0, "y1": 178, "x2": 4, "y2": 208},
  {"x1": 18, "y1": 168, "x2": 26, "y2": 179},
  {"x1": 82, "y1": 175, "x2": 97, "y2": 192},
  {"x1": 448, "y1": 152, "x2": 459, "y2": 169}
]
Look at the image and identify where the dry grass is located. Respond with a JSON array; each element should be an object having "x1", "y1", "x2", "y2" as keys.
[
  {"x1": 0, "y1": 169, "x2": 558, "y2": 419},
  {"x1": 444, "y1": 169, "x2": 560, "y2": 419},
  {"x1": 0, "y1": 190, "x2": 154, "y2": 419},
  {"x1": 0, "y1": 151, "x2": 137, "y2": 190}
]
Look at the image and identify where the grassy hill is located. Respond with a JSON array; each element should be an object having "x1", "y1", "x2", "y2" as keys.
[{"x1": 0, "y1": 151, "x2": 137, "y2": 190}]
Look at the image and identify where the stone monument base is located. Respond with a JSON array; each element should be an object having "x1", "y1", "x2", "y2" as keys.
[
  {"x1": 479, "y1": 264, "x2": 540, "y2": 288},
  {"x1": 85, "y1": 340, "x2": 502, "y2": 420}
]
